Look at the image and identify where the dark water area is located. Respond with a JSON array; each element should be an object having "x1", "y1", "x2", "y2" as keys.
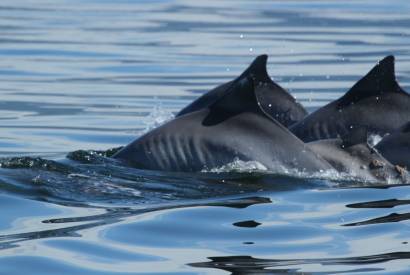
[{"x1": 0, "y1": 0, "x2": 410, "y2": 274}]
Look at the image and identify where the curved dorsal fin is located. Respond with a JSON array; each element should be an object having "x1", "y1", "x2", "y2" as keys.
[
  {"x1": 208, "y1": 55, "x2": 268, "y2": 114},
  {"x1": 242, "y1": 54, "x2": 271, "y2": 82},
  {"x1": 203, "y1": 55, "x2": 279, "y2": 126},
  {"x1": 338, "y1": 55, "x2": 406, "y2": 108},
  {"x1": 177, "y1": 55, "x2": 269, "y2": 117}
]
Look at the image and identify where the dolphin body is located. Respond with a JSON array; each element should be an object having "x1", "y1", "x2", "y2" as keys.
[
  {"x1": 177, "y1": 55, "x2": 307, "y2": 128},
  {"x1": 375, "y1": 122, "x2": 410, "y2": 169},
  {"x1": 290, "y1": 56, "x2": 410, "y2": 142},
  {"x1": 113, "y1": 56, "x2": 333, "y2": 173},
  {"x1": 307, "y1": 128, "x2": 408, "y2": 183}
]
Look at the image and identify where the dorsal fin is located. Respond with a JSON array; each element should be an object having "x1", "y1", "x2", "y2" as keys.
[
  {"x1": 203, "y1": 55, "x2": 278, "y2": 126},
  {"x1": 238, "y1": 54, "x2": 270, "y2": 83},
  {"x1": 208, "y1": 55, "x2": 268, "y2": 114},
  {"x1": 177, "y1": 55, "x2": 269, "y2": 118},
  {"x1": 338, "y1": 56, "x2": 406, "y2": 108},
  {"x1": 341, "y1": 126, "x2": 368, "y2": 148}
]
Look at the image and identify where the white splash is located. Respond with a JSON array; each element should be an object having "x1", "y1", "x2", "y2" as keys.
[
  {"x1": 203, "y1": 158, "x2": 268, "y2": 173},
  {"x1": 143, "y1": 103, "x2": 174, "y2": 133},
  {"x1": 367, "y1": 133, "x2": 384, "y2": 147},
  {"x1": 203, "y1": 159, "x2": 341, "y2": 181},
  {"x1": 202, "y1": 158, "x2": 408, "y2": 185}
]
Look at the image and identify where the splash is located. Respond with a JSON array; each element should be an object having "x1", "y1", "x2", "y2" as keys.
[
  {"x1": 143, "y1": 103, "x2": 174, "y2": 133},
  {"x1": 201, "y1": 157, "x2": 409, "y2": 186},
  {"x1": 368, "y1": 133, "x2": 384, "y2": 147},
  {"x1": 67, "y1": 147, "x2": 123, "y2": 163},
  {"x1": 202, "y1": 158, "x2": 337, "y2": 182},
  {"x1": 203, "y1": 158, "x2": 268, "y2": 173}
]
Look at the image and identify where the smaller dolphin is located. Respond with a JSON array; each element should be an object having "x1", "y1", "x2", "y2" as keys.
[
  {"x1": 290, "y1": 56, "x2": 410, "y2": 142},
  {"x1": 375, "y1": 122, "x2": 410, "y2": 169},
  {"x1": 177, "y1": 55, "x2": 307, "y2": 128},
  {"x1": 113, "y1": 56, "x2": 333, "y2": 173},
  {"x1": 307, "y1": 127, "x2": 408, "y2": 183}
]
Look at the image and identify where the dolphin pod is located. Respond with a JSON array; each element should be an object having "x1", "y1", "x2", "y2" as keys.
[{"x1": 113, "y1": 55, "x2": 409, "y2": 182}]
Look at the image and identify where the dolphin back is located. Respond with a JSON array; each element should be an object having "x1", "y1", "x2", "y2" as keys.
[
  {"x1": 375, "y1": 122, "x2": 410, "y2": 169},
  {"x1": 290, "y1": 55, "x2": 410, "y2": 142},
  {"x1": 114, "y1": 57, "x2": 331, "y2": 173}
]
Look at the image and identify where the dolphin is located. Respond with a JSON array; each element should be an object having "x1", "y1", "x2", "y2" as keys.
[
  {"x1": 113, "y1": 56, "x2": 333, "y2": 173},
  {"x1": 290, "y1": 56, "x2": 410, "y2": 142},
  {"x1": 307, "y1": 127, "x2": 408, "y2": 183},
  {"x1": 177, "y1": 55, "x2": 307, "y2": 128},
  {"x1": 375, "y1": 122, "x2": 410, "y2": 169}
]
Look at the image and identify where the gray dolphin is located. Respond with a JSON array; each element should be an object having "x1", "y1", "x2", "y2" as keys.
[
  {"x1": 177, "y1": 55, "x2": 307, "y2": 128},
  {"x1": 113, "y1": 57, "x2": 333, "y2": 173},
  {"x1": 307, "y1": 127, "x2": 408, "y2": 183},
  {"x1": 290, "y1": 56, "x2": 410, "y2": 142},
  {"x1": 375, "y1": 122, "x2": 410, "y2": 169}
]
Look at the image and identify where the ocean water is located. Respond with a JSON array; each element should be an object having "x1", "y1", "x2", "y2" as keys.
[{"x1": 0, "y1": 0, "x2": 410, "y2": 274}]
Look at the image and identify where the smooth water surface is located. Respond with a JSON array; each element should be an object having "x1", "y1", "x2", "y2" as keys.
[{"x1": 0, "y1": 0, "x2": 410, "y2": 274}]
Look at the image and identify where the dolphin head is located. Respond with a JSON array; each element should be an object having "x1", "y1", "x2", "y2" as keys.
[{"x1": 375, "y1": 121, "x2": 410, "y2": 169}]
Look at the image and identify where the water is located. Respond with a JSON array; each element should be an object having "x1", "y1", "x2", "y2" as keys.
[{"x1": 0, "y1": 0, "x2": 410, "y2": 274}]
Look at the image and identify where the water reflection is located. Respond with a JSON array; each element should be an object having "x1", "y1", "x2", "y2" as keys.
[
  {"x1": 0, "y1": 0, "x2": 410, "y2": 274},
  {"x1": 190, "y1": 254, "x2": 410, "y2": 274},
  {"x1": 344, "y1": 212, "x2": 410, "y2": 226},
  {"x1": 347, "y1": 198, "x2": 410, "y2": 208},
  {"x1": 344, "y1": 198, "x2": 410, "y2": 226},
  {"x1": 232, "y1": 220, "x2": 262, "y2": 228},
  {"x1": 0, "y1": 196, "x2": 271, "y2": 250}
]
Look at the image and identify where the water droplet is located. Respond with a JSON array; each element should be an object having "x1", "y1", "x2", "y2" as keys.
[
  {"x1": 268, "y1": 104, "x2": 272, "y2": 108},
  {"x1": 240, "y1": 34, "x2": 244, "y2": 38},
  {"x1": 226, "y1": 68, "x2": 230, "y2": 72},
  {"x1": 249, "y1": 47, "x2": 253, "y2": 52}
]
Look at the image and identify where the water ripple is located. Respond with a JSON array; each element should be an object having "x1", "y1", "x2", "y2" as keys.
[{"x1": 0, "y1": 0, "x2": 410, "y2": 274}]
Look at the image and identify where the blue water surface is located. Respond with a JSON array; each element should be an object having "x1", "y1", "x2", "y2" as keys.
[{"x1": 0, "y1": 0, "x2": 410, "y2": 274}]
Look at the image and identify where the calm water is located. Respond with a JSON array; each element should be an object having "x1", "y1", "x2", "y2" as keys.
[{"x1": 0, "y1": 0, "x2": 410, "y2": 274}]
